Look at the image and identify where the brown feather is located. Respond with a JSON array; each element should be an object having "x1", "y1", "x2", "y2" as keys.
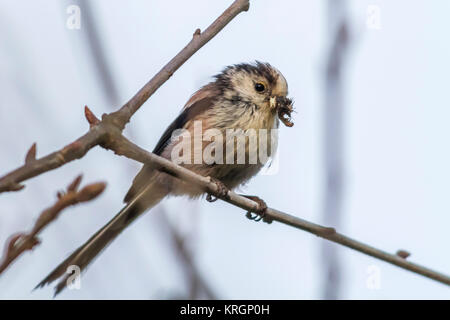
[{"x1": 124, "y1": 88, "x2": 218, "y2": 203}]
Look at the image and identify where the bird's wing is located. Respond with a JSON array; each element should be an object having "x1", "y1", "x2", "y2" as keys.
[{"x1": 123, "y1": 85, "x2": 218, "y2": 203}]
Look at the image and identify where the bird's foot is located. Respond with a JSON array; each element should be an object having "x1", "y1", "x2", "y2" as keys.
[
  {"x1": 206, "y1": 177, "x2": 229, "y2": 202},
  {"x1": 242, "y1": 195, "x2": 272, "y2": 223}
]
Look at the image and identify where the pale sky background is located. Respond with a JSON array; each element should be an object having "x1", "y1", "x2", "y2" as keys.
[{"x1": 0, "y1": 0, "x2": 449, "y2": 299}]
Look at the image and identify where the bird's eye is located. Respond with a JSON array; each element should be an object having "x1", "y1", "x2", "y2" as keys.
[{"x1": 254, "y1": 82, "x2": 265, "y2": 92}]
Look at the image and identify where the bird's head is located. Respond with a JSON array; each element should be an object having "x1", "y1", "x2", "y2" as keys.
[{"x1": 215, "y1": 61, "x2": 294, "y2": 126}]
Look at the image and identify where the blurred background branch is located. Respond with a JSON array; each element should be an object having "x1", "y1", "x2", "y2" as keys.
[
  {"x1": 0, "y1": 175, "x2": 105, "y2": 274},
  {"x1": 96, "y1": 131, "x2": 450, "y2": 287},
  {"x1": 0, "y1": 0, "x2": 250, "y2": 193},
  {"x1": 76, "y1": 0, "x2": 216, "y2": 299},
  {"x1": 321, "y1": 0, "x2": 351, "y2": 299}
]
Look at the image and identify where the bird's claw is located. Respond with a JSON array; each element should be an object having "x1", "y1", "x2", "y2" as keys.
[
  {"x1": 206, "y1": 194, "x2": 217, "y2": 202},
  {"x1": 206, "y1": 177, "x2": 229, "y2": 202},
  {"x1": 242, "y1": 195, "x2": 272, "y2": 223},
  {"x1": 246, "y1": 211, "x2": 265, "y2": 222}
]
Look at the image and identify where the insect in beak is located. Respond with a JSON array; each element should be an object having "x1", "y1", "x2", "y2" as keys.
[{"x1": 275, "y1": 96, "x2": 294, "y2": 127}]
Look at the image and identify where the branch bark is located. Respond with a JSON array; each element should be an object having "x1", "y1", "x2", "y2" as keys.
[
  {"x1": 0, "y1": 176, "x2": 106, "y2": 274},
  {"x1": 0, "y1": 0, "x2": 250, "y2": 193},
  {"x1": 104, "y1": 132, "x2": 450, "y2": 287},
  {"x1": 106, "y1": 0, "x2": 250, "y2": 129}
]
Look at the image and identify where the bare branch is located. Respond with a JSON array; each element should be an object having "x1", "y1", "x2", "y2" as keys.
[
  {"x1": 0, "y1": 176, "x2": 106, "y2": 274},
  {"x1": 0, "y1": 0, "x2": 250, "y2": 193},
  {"x1": 322, "y1": 0, "x2": 351, "y2": 299},
  {"x1": 84, "y1": 106, "x2": 100, "y2": 127},
  {"x1": 0, "y1": 130, "x2": 104, "y2": 193},
  {"x1": 106, "y1": 135, "x2": 450, "y2": 287},
  {"x1": 78, "y1": 0, "x2": 121, "y2": 106},
  {"x1": 109, "y1": 0, "x2": 250, "y2": 129},
  {"x1": 0, "y1": 0, "x2": 448, "y2": 290},
  {"x1": 25, "y1": 143, "x2": 37, "y2": 164}
]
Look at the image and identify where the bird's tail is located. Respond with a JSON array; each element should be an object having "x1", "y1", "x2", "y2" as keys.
[{"x1": 36, "y1": 177, "x2": 168, "y2": 296}]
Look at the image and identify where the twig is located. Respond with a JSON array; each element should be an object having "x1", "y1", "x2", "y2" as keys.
[
  {"x1": 0, "y1": 176, "x2": 106, "y2": 274},
  {"x1": 0, "y1": 132, "x2": 104, "y2": 193}
]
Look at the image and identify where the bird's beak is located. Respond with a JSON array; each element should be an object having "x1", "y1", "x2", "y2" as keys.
[
  {"x1": 270, "y1": 96, "x2": 293, "y2": 111},
  {"x1": 274, "y1": 96, "x2": 294, "y2": 127}
]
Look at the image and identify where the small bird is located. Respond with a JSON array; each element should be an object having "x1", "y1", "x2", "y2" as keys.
[{"x1": 37, "y1": 62, "x2": 294, "y2": 295}]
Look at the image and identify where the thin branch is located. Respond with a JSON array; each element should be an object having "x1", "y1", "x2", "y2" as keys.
[
  {"x1": 0, "y1": 175, "x2": 106, "y2": 274},
  {"x1": 158, "y1": 207, "x2": 217, "y2": 299},
  {"x1": 106, "y1": 134, "x2": 450, "y2": 287},
  {"x1": 0, "y1": 0, "x2": 250, "y2": 193},
  {"x1": 0, "y1": 131, "x2": 104, "y2": 193},
  {"x1": 79, "y1": 1, "x2": 215, "y2": 297}
]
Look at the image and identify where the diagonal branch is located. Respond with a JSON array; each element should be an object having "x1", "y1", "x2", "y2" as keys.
[
  {"x1": 322, "y1": 0, "x2": 351, "y2": 299},
  {"x1": 105, "y1": 132, "x2": 450, "y2": 287},
  {"x1": 78, "y1": 1, "x2": 215, "y2": 298},
  {"x1": 0, "y1": 0, "x2": 250, "y2": 194},
  {"x1": 0, "y1": 175, "x2": 106, "y2": 274},
  {"x1": 157, "y1": 207, "x2": 217, "y2": 299},
  {"x1": 110, "y1": 0, "x2": 250, "y2": 129}
]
